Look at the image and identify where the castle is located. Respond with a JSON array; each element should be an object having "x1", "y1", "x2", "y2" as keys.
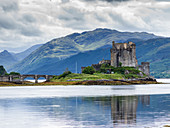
[{"x1": 86, "y1": 41, "x2": 150, "y2": 76}]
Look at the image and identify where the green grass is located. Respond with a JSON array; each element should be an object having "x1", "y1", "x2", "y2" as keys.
[
  {"x1": 51, "y1": 73, "x2": 126, "y2": 82},
  {"x1": 51, "y1": 66, "x2": 147, "y2": 82}
]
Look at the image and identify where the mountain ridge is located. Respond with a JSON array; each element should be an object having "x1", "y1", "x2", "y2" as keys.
[
  {"x1": 24, "y1": 37, "x2": 170, "y2": 78},
  {"x1": 0, "y1": 50, "x2": 18, "y2": 69},
  {"x1": 14, "y1": 44, "x2": 43, "y2": 61},
  {"x1": 8, "y1": 28, "x2": 162, "y2": 76}
]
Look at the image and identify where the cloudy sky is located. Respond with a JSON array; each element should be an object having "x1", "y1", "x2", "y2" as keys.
[{"x1": 0, "y1": 0, "x2": 170, "y2": 52}]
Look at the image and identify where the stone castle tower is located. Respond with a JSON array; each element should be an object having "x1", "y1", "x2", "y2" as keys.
[
  {"x1": 84, "y1": 40, "x2": 150, "y2": 76},
  {"x1": 110, "y1": 41, "x2": 138, "y2": 67}
]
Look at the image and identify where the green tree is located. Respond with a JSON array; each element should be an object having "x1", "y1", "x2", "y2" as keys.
[
  {"x1": 9, "y1": 72, "x2": 20, "y2": 75},
  {"x1": 0, "y1": 65, "x2": 7, "y2": 76},
  {"x1": 82, "y1": 66, "x2": 95, "y2": 74},
  {"x1": 57, "y1": 71, "x2": 72, "y2": 79}
]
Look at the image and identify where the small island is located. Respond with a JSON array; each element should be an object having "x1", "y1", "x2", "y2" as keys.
[
  {"x1": 0, "y1": 41, "x2": 159, "y2": 86},
  {"x1": 42, "y1": 41, "x2": 157, "y2": 85}
]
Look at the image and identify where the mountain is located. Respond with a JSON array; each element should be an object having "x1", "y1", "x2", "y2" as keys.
[
  {"x1": 22, "y1": 37, "x2": 170, "y2": 78},
  {"x1": 0, "y1": 50, "x2": 18, "y2": 69},
  {"x1": 0, "y1": 44, "x2": 42, "y2": 70},
  {"x1": 23, "y1": 47, "x2": 111, "y2": 75},
  {"x1": 9, "y1": 28, "x2": 159, "y2": 74},
  {"x1": 14, "y1": 44, "x2": 43, "y2": 61}
]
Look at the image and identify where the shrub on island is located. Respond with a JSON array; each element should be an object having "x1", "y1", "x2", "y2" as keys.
[
  {"x1": 5, "y1": 72, "x2": 20, "y2": 76},
  {"x1": 57, "y1": 71, "x2": 72, "y2": 79},
  {"x1": 82, "y1": 66, "x2": 95, "y2": 75}
]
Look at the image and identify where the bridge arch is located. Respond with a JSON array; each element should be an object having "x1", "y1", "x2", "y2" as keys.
[{"x1": 21, "y1": 75, "x2": 53, "y2": 83}]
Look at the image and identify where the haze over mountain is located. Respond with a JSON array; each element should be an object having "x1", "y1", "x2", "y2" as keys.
[
  {"x1": 14, "y1": 44, "x2": 43, "y2": 61},
  {"x1": 0, "y1": 44, "x2": 43, "y2": 69},
  {"x1": 0, "y1": 50, "x2": 18, "y2": 69},
  {"x1": 9, "y1": 28, "x2": 162, "y2": 76}
]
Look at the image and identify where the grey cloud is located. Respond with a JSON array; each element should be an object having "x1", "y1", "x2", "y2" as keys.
[
  {"x1": 2, "y1": 2, "x2": 18, "y2": 12},
  {"x1": 100, "y1": 0, "x2": 130, "y2": 2},
  {"x1": 20, "y1": 26, "x2": 42, "y2": 37},
  {"x1": 0, "y1": 0, "x2": 170, "y2": 52},
  {"x1": 22, "y1": 14, "x2": 36, "y2": 23},
  {"x1": 108, "y1": 13, "x2": 139, "y2": 30},
  {"x1": 57, "y1": 6, "x2": 90, "y2": 30},
  {"x1": 59, "y1": 7, "x2": 85, "y2": 21},
  {"x1": 0, "y1": 0, "x2": 19, "y2": 12},
  {"x1": 82, "y1": 0, "x2": 130, "y2": 2},
  {"x1": 82, "y1": 0, "x2": 169, "y2": 3},
  {"x1": 0, "y1": 13, "x2": 41, "y2": 37},
  {"x1": 58, "y1": 7, "x2": 85, "y2": 27},
  {"x1": 94, "y1": 14, "x2": 107, "y2": 23},
  {"x1": 61, "y1": 0, "x2": 70, "y2": 3},
  {"x1": 0, "y1": 15, "x2": 18, "y2": 30}
]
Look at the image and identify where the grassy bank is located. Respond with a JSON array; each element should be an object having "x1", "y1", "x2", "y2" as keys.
[
  {"x1": 50, "y1": 65, "x2": 149, "y2": 83},
  {"x1": 51, "y1": 73, "x2": 124, "y2": 82},
  {"x1": 0, "y1": 80, "x2": 159, "y2": 87},
  {"x1": 0, "y1": 68, "x2": 159, "y2": 86},
  {"x1": 0, "y1": 81, "x2": 34, "y2": 87},
  {"x1": 39, "y1": 80, "x2": 159, "y2": 85}
]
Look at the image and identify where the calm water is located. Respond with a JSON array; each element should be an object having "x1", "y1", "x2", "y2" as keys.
[{"x1": 0, "y1": 84, "x2": 170, "y2": 128}]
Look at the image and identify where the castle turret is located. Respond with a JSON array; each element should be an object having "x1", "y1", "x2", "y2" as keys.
[
  {"x1": 138, "y1": 62, "x2": 150, "y2": 76},
  {"x1": 112, "y1": 41, "x2": 115, "y2": 48},
  {"x1": 110, "y1": 41, "x2": 118, "y2": 67},
  {"x1": 142, "y1": 62, "x2": 150, "y2": 76},
  {"x1": 129, "y1": 42, "x2": 138, "y2": 67}
]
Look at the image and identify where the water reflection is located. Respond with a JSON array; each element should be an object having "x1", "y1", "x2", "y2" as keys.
[
  {"x1": 139, "y1": 95, "x2": 150, "y2": 106},
  {"x1": 111, "y1": 96, "x2": 138, "y2": 125},
  {"x1": 0, "y1": 95, "x2": 169, "y2": 128}
]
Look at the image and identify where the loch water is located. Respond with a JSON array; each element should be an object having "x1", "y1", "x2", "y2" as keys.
[{"x1": 0, "y1": 83, "x2": 170, "y2": 128}]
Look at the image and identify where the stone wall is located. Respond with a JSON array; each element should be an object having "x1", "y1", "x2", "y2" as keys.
[
  {"x1": 138, "y1": 62, "x2": 150, "y2": 76},
  {"x1": 92, "y1": 64, "x2": 102, "y2": 71},
  {"x1": 99, "y1": 59, "x2": 111, "y2": 65},
  {"x1": 0, "y1": 76, "x2": 9, "y2": 82},
  {"x1": 110, "y1": 41, "x2": 138, "y2": 67}
]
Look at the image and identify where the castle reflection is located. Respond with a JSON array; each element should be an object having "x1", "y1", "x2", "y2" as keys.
[{"x1": 111, "y1": 95, "x2": 150, "y2": 127}]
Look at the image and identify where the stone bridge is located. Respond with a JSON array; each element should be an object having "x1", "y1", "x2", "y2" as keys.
[{"x1": 0, "y1": 74, "x2": 54, "y2": 83}]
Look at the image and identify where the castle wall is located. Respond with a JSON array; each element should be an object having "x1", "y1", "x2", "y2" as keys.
[
  {"x1": 92, "y1": 64, "x2": 101, "y2": 71},
  {"x1": 99, "y1": 59, "x2": 111, "y2": 65},
  {"x1": 119, "y1": 49, "x2": 131, "y2": 67},
  {"x1": 131, "y1": 42, "x2": 138, "y2": 66},
  {"x1": 110, "y1": 41, "x2": 137, "y2": 67},
  {"x1": 138, "y1": 62, "x2": 150, "y2": 76},
  {"x1": 142, "y1": 62, "x2": 150, "y2": 76},
  {"x1": 110, "y1": 49, "x2": 118, "y2": 67},
  {"x1": 0, "y1": 76, "x2": 9, "y2": 82}
]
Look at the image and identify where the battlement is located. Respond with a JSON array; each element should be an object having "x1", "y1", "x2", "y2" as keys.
[{"x1": 112, "y1": 41, "x2": 136, "y2": 50}]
